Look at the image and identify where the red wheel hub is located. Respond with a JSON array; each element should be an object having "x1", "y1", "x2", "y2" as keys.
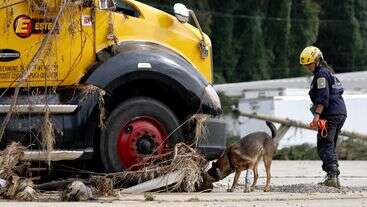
[{"x1": 117, "y1": 116, "x2": 167, "y2": 169}]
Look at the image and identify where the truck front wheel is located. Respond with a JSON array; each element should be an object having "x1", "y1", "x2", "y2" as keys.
[{"x1": 100, "y1": 97, "x2": 182, "y2": 172}]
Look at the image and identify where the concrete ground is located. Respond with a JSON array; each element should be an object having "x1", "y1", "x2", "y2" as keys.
[
  {"x1": 1, "y1": 161, "x2": 367, "y2": 207},
  {"x1": 214, "y1": 160, "x2": 367, "y2": 189}
]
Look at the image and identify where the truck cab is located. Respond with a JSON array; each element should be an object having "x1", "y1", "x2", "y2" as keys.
[{"x1": 0, "y1": 0, "x2": 225, "y2": 172}]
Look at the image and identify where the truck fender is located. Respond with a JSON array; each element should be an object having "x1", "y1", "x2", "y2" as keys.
[{"x1": 84, "y1": 42, "x2": 220, "y2": 114}]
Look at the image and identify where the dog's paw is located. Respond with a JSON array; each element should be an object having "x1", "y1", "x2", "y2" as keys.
[
  {"x1": 227, "y1": 188, "x2": 234, "y2": 192},
  {"x1": 263, "y1": 186, "x2": 271, "y2": 192}
]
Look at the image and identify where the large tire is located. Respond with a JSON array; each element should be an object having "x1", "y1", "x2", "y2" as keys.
[{"x1": 100, "y1": 97, "x2": 182, "y2": 172}]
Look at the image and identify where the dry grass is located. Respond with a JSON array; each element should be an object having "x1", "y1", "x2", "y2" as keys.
[
  {"x1": 112, "y1": 114, "x2": 211, "y2": 192},
  {"x1": 170, "y1": 143, "x2": 208, "y2": 192},
  {"x1": 1, "y1": 176, "x2": 38, "y2": 201},
  {"x1": 113, "y1": 145, "x2": 209, "y2": 192},
  {"x1": 90, "y1": 175, "x2": 115, "y2": 197},
  {"x1": 188, "y1": 114, "x2": 209, "y2": 146},
  {"x1": 41, "y1": 110, "x2": 55, "y2": 168},
  {"x1": 13, "y1": 178, "x2": 38, "y2": 201},
  {"x1": 0, "y1": 142, "x2": 26, "y2": 180},
  {"x1": 80, "y1": 85, "x2": 107, "y2": 129},
  {"x1": 0, "y1": 113, "x2": 212, "y2": 201},
  {"x1": 27, "y1": 0, "x2": 47, "y2": 12},
  {"x1": 0, "y1": 143, "x2": 39, "y2": 201},
  {"x1": 114, "y1": 143, "x2": 209, "y2": 192}
]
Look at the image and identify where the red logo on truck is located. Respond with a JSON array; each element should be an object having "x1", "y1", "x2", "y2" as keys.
[
  {"x1": 13, "y1": 15, "x2": 58, "y2": 38},
  {"x1": 13, "y1": 15, "x2": 33, "y2": 38}
]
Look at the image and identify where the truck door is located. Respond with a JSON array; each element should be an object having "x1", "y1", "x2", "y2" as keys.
[{"x1": 0, "y1": 1, "x2": 95, "y2": 89}]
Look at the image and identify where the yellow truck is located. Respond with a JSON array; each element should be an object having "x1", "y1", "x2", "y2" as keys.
[{"x1": 0, "y1": 0, "x2": 224, "y2": 172}]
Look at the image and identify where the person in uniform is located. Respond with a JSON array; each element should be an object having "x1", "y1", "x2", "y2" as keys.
[{"x1": 299, "y1": 46, "x2": 347, "y2": 188}]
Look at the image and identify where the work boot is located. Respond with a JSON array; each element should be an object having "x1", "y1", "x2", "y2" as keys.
[{"x1": 319, "y1": 174, "x2": 340, "y2": 188}]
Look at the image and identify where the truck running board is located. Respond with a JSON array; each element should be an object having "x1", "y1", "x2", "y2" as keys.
[
  {"x1": 0, "y1": 104, "x2": 78, "y2": 114},
  {"x1": 22, "y1": 148, "x2": 93, "y2": 161}
]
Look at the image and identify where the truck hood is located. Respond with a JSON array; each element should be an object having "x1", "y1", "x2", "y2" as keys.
[{"x1": 126, "y1": 0, "x2": 212, "y2": 48}]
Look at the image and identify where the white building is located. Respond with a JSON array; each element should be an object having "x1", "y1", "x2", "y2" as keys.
[{"x1": 215, "y1": 71, "x2": 367, "y2": 148}]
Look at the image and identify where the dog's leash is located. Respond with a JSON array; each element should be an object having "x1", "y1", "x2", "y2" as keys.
[{"x1": 318, "y1": 119, "x2": 328, "y2": 138}]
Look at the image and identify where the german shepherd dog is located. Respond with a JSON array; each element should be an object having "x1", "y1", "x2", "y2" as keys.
[{"x1": 208, "y1": 121, "x2": 277, "y2": 192}]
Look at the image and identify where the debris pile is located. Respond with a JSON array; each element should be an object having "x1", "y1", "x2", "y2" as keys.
[
  {"x1": 0, "y1": 142, "x2": 38, "y2": 201},
  {"x1": 0, "y1": 142, "x2": 26, "y2": 180},
  {"x1": 6, "y1": 176, "x2": 38, "y2": 201},
  {"x1": 0, "y1": 114, "x2": 214, "y2": 201},
  {"x1": 117, "y1": 143, "x2": 211, "y2": 194},
  {"x1": 115, "y1": 115, "x2": 212, "y2": 193},
  {"x1": 170, "y1": 143, "x2": 209, "y2": 192},
  {"x1": 62, "y1": 181, "x2": 93, "y2": 201},
  {"x1": 90, "y1": 175, "x2": 114, "y2": 197}
]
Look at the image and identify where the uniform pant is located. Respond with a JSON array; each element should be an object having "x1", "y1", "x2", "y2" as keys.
[{"x1": 317, "y1": 115, "x2": 346, "y2": 176}]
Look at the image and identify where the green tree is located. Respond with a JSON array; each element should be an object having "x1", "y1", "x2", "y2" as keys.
[
  {"x1": 264, "y1": 0, "x2": 292, "y2": 79},
  {"x1": 354, "y1": 0, "x2": 367, "y2": 71},
  {"x1": 289, "y1": 0, "x2": 320, "y2": 77},
  {"x1": 210, "y1": 0, "x2": 237, "y2": 83},
  {"x1": 233, "y1": 0, "x2": 269, "y2": 81},
  {"x1": 316, "y1": 0, "x2": 363, "y2": 73}
]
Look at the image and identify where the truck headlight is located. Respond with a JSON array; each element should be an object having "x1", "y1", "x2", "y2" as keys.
[{"x1": 205, "y1": 85, "x2": 221, "y2": 109}]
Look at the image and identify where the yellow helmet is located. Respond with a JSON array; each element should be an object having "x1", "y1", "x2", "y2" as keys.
[{"x1": 299, "y1": 46, "x2": 323, "y2": 65}]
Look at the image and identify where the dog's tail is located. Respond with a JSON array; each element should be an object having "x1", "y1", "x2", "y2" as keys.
[{"x1": 266, "y1": 121, "x2": 277, "y2": 139}]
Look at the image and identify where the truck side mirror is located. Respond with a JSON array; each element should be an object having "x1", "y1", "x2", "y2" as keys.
[
  {"x1": 174, "y1": 3, "x2": 190, "y2": 23},
  {"x1": 99, "y1": 0, "x2": 116, "y2": 10}
]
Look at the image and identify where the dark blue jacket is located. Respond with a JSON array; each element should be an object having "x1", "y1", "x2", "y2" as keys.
[{"x1": 309, "y1": 66, "x2": 347, "y2": 117}]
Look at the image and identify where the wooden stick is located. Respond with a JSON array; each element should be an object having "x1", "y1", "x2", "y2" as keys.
[
  {"x1": 22, "y1": 150, "x2": 84, "y2": 161},
  {"x1": 236, "y1": 110, "x2": 367, "y2": 141},
  {"x1": 119, "y1": 170, "x2": 183, "y2": 194}
]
